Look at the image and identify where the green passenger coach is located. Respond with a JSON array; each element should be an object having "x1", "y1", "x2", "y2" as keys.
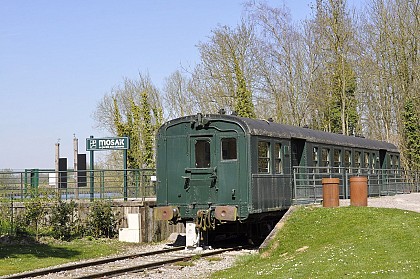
[{"x1": 154, "y1": 113, "x2": 399, "y2": 244}]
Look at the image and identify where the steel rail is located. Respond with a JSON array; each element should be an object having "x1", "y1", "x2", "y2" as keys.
[
  {"x1": 74, "y1": 245, "x2": 247, "y2": 279},
  {"x1": 0, "y1": 246, "x2": 184, "y2": 279}
]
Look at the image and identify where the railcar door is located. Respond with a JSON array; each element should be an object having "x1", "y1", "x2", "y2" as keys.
[
  {"x1": 217, "y1": 135, "x2": 239, "y2": 204},
  {"x1": 185, "y1": 136, "x2": 217, "y2": 206}
]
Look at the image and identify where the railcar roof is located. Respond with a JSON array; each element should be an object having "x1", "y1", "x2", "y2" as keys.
[{"x1": 162, "y1": 114, "x2": 399, "y2": 152}]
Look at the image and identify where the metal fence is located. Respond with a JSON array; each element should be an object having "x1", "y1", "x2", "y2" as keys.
[
  {"x1": 0, "y1": 169, "x2": 156, "y2": 201},
  {"x1": 293, "y1": 166, "x2": 418, "y2": 204}
]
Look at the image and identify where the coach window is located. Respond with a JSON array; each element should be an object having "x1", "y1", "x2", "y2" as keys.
[
  {"x1": 371, "y1": 153, "x2": 376, "y2": 173},
  {"x1": 355, "y1": 151, "x2": 361, "y2": 172},
  {"x1": 221, "y1": 138, "x2": 237, "y2": 160},
  {"x1": 344, "y1": 150, "x2": 351, "y2": 172},
  {"x1": 313, "y1": 147, "x2": 319, "y2": 169},
  {"x1": 394, "y1": 155, "x2": 400, "y2": 172},
  {"x1": 390, "y1": 155, "x2": 395, "y2": 171},
  {"x1": 333, "y1": 149, "x2": 342, "y2": 173},
  {"x1": 364, "y1": 152, "x2": 370, "y2": 169},
  {"x1": 258, "y1": 141, "x2": 270, "y2": 173},
  {"x1": 321, "y1": 148, "x2": 330, "y2": 173},
  {"x1": 195, "y1": 140, "x2": 210, "y2": 168},
  {"x1": 274, "y1": 143, "x2": 283, "y2": 174}
]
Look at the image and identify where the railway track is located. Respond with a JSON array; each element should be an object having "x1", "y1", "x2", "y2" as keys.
[{"x1": 2, "y1": 245, "x2": 248, "y2": 279}]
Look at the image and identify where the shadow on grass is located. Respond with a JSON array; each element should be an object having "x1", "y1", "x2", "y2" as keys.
[{"x1": 0, "y1": 235, "x2": 81, "y2": 259}]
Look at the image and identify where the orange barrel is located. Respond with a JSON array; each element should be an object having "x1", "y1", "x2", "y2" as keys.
[
  {"x1": 322, "y1": 178, "x2": 340, "y2": 207},
  {"x1": 350, "y1": 176, "x2": 368, "y2": 206}
]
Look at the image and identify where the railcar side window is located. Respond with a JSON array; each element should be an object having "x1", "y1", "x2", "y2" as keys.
[
  {"x1": 364, "y1": 152, "x2": 370, "y2": 169},
  {"x1": 344, "y1": 150, "x2": 351, "y2": 171},
  {"x1": 258, "y1": 141, "x2": 270, "y2": 173},
  {"x1": 355, "y1": 151, "x2": 361, "y2": 172},
  {"x1": 334, "y1": 149, "x2": 342, "y2": 173},
  {"x1": 195, "y1": 140, "x2": 210, "y2": 168},
  {"x1": 321, "y1": 148, "x2": 330, "y2": 173},
  {"x1": 371, "y1": 153, "x2": 376, "y2": 173},
  {"x1": 221, "y1": 138, "x2": 237, "y2": 160},
  {"x1": 313, "y1": 147, "x2": 319, "y2": 168},
  {"x1": 390, "y1": 155, "x2": 395, "y2": 170},
  {"x1": 275, "y1": 143, "x2": 282, "y2": 174}
]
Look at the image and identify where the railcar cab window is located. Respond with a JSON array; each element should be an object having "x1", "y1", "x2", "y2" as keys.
[
  {"x1": 274, "y1": 143, "x2": 283, "y2": 174},
  {"x1": 258, "y1": 141, "x2": 270, "y2": 173},
  {"x1": 195, "y1": 140, "x2": 210, "y2": 168},
  {"x1": 221, "y1": 138, "x2": 237, "y2": 160}
]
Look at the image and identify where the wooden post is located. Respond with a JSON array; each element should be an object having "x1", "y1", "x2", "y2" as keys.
[
  {"x1": 55, "y1": 142, "x2": 60, "y2": 195},
  {"x1": 350, "y1": 176, "x2": 368, "y2": 206},
  {"x1": 322, "y1": 177, "x2": 340, "y2": 207},
  {"x1": 74, "y1": 136, "x2": 79, "y2": 200}
]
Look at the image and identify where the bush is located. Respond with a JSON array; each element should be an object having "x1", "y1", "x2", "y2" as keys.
[
  {"x1": 86, "y1": 200, "x2": 119, "y2": 238},
  {"x1": 50, "y1": 200, "x2": 81, "y2": 240},
  {"x1": 0, "y1": 199, "x2": 12, "y2": 235},
  {"x1": 21, "y1": 195, "x2": 49, "y2": 239}
]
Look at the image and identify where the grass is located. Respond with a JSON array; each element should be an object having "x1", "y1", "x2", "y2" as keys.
[
  {"x1": 0, "y1": 237, "x2": 142, "y2": 276},
  {"x1": 212, "y1": 206, "x2": 420, "y2": 278}
]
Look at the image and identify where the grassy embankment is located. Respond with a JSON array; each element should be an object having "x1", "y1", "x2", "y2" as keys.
[
  {"x1": 0, "y1": 238, "x2": 142, "y2": 276},
  {"x1": 213, "y1": 206, "x2": 420, "y2": 278}
]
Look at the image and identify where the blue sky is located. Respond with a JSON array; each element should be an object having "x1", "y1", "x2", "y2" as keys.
[{"x1": 0, "y1": 1, "x2": 362, "y2": 170}]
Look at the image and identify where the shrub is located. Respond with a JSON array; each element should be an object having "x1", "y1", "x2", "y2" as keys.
[
  {"x1": 50, "y1": 200, "x2": 81, "y2": 240},
  {"x1": 86, "y1": 200, "x2": 119, "y2": 238}
]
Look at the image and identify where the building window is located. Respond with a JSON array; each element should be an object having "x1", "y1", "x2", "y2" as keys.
[
  {"x1": 275, "y1": 143, "x2": 282, "y2": 174},
  {"x1": 221, "y1": 138, "x2": 237, "y2": 160},
  {"x1": 195, "y1": 140, "x2": 210, "y2": 168},
  {"x1": 258, "y1": 141, "x2": 270, "y2": 173}
]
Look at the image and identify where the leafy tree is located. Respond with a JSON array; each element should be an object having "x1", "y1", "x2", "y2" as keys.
[{"x1": 402, "y1": 98, "x2": 420, "y2": 170}]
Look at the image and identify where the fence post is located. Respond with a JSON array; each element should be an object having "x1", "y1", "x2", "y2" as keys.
[{"x1": 10, "y1": 194, "x2": 14, "y2": 235}]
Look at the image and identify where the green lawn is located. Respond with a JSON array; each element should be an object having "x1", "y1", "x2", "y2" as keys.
[
  {"x1": 0, "y1": 238, "x2": 142, "y2": 276},
  {"x1": 213, "y1": 206, "x2": 420, "y2": 278}
]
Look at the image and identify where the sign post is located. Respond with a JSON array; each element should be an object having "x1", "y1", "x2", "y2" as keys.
[{"x1": 86, "y1": 136, "x2": 130, "y2": 201}]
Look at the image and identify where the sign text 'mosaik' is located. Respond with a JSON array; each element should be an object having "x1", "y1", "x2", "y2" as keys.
[{"x1": 86, "y1": 137, "x2": 129, "y2": 151}]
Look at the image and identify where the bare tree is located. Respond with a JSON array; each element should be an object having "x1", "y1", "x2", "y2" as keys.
[
  {"x1": 190, "y1": 20, "x2": 261, "y2": 117},
  {"x1": 247, "y1": 2, "x2": 318, "y2": 126},
  {"x1": 93, "y1": 73, "x2": 163, "y2": 168},
  {"x1": 359, "y1": 0, "x2": 420, "y2": 168},
  {"x1": 163, "y1": 70, "x2": 196, "y2": 119}
]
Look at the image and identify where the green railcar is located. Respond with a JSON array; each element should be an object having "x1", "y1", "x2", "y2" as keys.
[{"x1": 155, "y1": 113, "x2": 399, "y2": 236}]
